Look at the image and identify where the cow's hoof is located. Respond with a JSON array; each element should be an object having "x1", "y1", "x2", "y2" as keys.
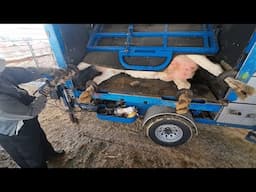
[
  {"x1": 176, "y1": 98, "x2": 191, "y2": 114},
  {"x1": 176, "y1": 89, "x2": 193, "y2": 114},
  {"x1": 235, "y1": 84, "x2": 255, "y2": 100},
  {"x1": 79, "y1": 90, "x2": 92, "y2": 103},
  {"x1": 224, "y1": 77, "x2": 256, "y2": 100}
]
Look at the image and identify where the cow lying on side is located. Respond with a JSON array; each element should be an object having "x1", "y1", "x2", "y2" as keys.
[{"x1": 72, "y1": 54, "x2": 255, "y2": 114}]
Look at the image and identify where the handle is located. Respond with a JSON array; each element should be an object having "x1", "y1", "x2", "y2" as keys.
[{"x1": 118, "y1": 49, "x2": 172, "y2": 71}]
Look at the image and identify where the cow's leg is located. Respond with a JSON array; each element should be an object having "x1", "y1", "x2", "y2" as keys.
[
  {"x1": 186, "y1": 54, "x2": 224, "y2": 76},
  {"x1": 78, "y1": 67, "x2": 122, "y2": 103},
  {"x1": 79, "y1": 66, "x2": 165, "y2": 103},
  {"x1": 173, "y1": 79, "x2": 191, "y2": 90},
  {"x1": 173, "y1": 80, "x2": 193, "y2": 114},
  {"x1": 186, "y1": 54, "x2": 256, "y2": 100}
]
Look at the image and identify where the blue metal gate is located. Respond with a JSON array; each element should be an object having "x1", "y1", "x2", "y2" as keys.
[{"x1": 86, "y1": 24, "x2": 219, "y2": 71}]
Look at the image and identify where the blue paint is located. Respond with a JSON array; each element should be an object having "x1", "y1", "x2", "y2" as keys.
[
  {"x1": 64, "y1": 79, "x2": 74, "y2": 89},
  {"x1": 202, "y1": 24, "x2": 209, "y2": 48},
  {"x1": 163, "y1": 24, "x2": 168, "y2": 48},
  {"x1": 245, "y1": 32, "x2": 256, "y2": 53},
  {"x1": 235, "y1": 42, "x2": 256, "y2": 83},
  {"x1": 96, "y1": 113, "x2": 137, "y2": 123},
  {"x1": 195, "y1": 118, "x2": 256, "y2": 130},
  {"x1": 44, "y1": 24, "x2": 68, "y2": 69},
  {"x1": 86, "y1": 24, "x2": 219, "y2": 71},
  {"x1": 191, "y1": 110, "x2": 202, "y2": 116},
  {"x1": 226, "y1": 91, "x2": 238, "y2": 101},
  {"x1": 92, "y1": 92, "x2": 222, "y2": 113},
  {"x1": 118, "y1": 49, "x2": 172, "y2": 71}
]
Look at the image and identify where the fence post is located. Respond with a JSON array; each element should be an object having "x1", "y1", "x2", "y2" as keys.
[{"x1": 26, "y1": 40, "x2": 39, "y2": 68}]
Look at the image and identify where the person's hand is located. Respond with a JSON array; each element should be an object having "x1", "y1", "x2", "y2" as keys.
[{"x1": 37, "y1": 80, "x2": 55, "y2": 97}]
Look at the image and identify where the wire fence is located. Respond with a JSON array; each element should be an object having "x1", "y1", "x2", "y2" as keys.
[{"x1": 0, "y1": 38, "x2": 57, "y2": 69}]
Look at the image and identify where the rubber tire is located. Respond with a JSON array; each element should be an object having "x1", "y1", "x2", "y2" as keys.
[{"x1": 146, "y1": 116, "x2": 193, "y2": 147}]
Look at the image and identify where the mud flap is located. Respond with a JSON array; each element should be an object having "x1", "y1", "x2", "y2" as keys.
[{"x1": 245, "y1": 131, "x2": 256, "y2": 144}]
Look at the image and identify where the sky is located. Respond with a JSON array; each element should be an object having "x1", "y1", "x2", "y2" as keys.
[{"x1": 0, "y1": 24, "x2": 48, "y2": 40}]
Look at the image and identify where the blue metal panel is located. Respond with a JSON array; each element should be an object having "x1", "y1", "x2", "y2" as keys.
[
  {"x1": 245, "y1": 32, "x2": 256, "y2": 53},
  {"x1": 92, "y1": 92, "x2": 222, "y2": 115},
  {"x1": 96, "y1": 113, "x2": 137, "y2": 123},
  {"x1": 44, "y1": 24, "x2": 68, "y2": 69},
  {"x1": 195, "y1": 118, "x2": 256, "y2": 130},
  {"x1": 45, "y1": 24, "x2": 92, "y2": 68},
  {"x1": 86, "y1": 24, "x2": 219, "y2": 71}
]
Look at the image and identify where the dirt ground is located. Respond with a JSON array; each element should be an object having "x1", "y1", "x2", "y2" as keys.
[
  {"x1": 1, "y1": 98, "x2": 256, "y2": 168},
  {"x1": 0, "y1": 23, "x2": 256, "y2": 167}
]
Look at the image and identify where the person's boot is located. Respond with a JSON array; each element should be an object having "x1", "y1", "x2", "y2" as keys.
[
  {"x1": 47, "y1": 150, "x2": 65, "y2": 161},
  {"x1": 52, "y1": 150, "x2": 65, "y2": 158}
]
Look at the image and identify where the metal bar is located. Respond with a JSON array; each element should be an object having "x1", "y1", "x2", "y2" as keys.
[
  {"x1": 245, "y1": 32, "x2": 256, "y2": 53},
  {"x1": 203, "y1": 24, "x2": 209, "y2": 48},
  {"x1": 86, "y1": 24, "x2": 219, "y2": 71},
  {"x1": 93, "y1": 92, "x2": 223, "y2": 112},
  {"x1": 87, "y1": 24, "x2": 102, "y2": 47},
  {"x1": 163, "y1": 24, "x2": 168, "y2": 47},
  {"x1": 125, "y1": 24, "x2": 133, "y2": 50},
  {"x1": 95, "y1": 32, "x2": 127, "y2": 38},
  {"x1": 94, "y1": 31, "x2": 210, "y2": 38},
  {"x1": 128, "y1": 24, "x2": 133, "y2": 33},
  {"x1": 207, "y1": 24, "x2": 219, "y2": 52},
  {"x1": 96, "y1": 113, "x2": 137, "y2": 124},
  {"x1": 44, "y1": 24, "x2": 68, "y2": 69},
  {"x1": 87, "y1": 46, "x2": 124, "y2": 51},
  {"x1": 94, "y1": 25, "x2": 104, "y2": 47},
  {"x1": 87, "y1": 45, "x2": 218, "y2": 53}
]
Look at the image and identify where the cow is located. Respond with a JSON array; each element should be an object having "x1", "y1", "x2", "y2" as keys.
[{"x1": 72, "y1": 54, "x2": 255, "y2": 114}]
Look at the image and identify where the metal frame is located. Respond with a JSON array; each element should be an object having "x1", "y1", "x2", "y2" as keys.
[
  {"x1": 44, "y1": 24, "x2": 68, "y2": 69},
  {"x1": 93, "y1": 92, "x2": 222, "y2": 115},
  {"x1": 46, "y1": 24, "x2": 256, "y2": 131},
  {"x1": 90, "y1": 34, "x2": 256, "y2": 130},
  {"x1": 44, "y1": 24, "x2": 77, "y2": 90},
  {"x1": 86, "y1": 24, "x2": 219, "y2": 71}
]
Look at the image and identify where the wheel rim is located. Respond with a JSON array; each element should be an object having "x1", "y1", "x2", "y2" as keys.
[{"x1": 155, "y1": 124, "x2": 183, "y2": 143}]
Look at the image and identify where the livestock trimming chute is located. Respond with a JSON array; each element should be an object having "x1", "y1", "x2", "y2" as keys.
[{"x1": 44, "y1": 24, "x2": 256, "y2": 146}]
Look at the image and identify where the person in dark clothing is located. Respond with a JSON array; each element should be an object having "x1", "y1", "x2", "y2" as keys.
[{"x1": 0, "y1": 57, "x2": 65, "y2": 168}]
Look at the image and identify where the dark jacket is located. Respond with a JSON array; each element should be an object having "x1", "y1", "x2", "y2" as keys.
[{"x1": 0, "y1": 67, "x2": 47, "y2": 136}]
